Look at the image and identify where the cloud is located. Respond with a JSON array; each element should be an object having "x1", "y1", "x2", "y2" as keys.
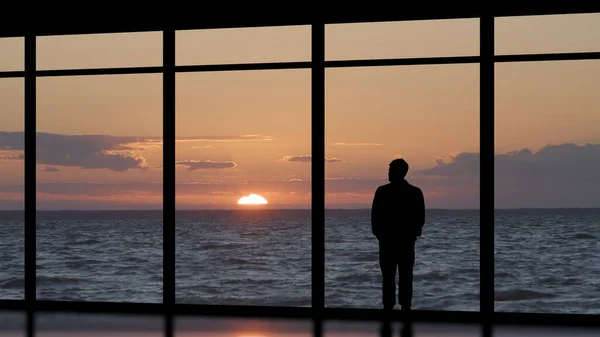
[
  {"x1": 0, "y1": 131, "x2": 150, "y2": 171},
  {"x1": 332, "y1": 142, "x2": 382, "y2": 146},
  {"x1": 282, "y1": 155, "x2": 343, "y2": 163},
  {"x1": 0, "y1": 132, "x2": 273, "y2": 172},
  {"x1": 283, "y1": 155, "x2": 312, "y2": 163},
  {"x1": 418, "y1": 143, "x2": 600, "y2": 208},
  {"x1": 421, "y1": 152, "x2": 480, "y2": 177},
  {"x1": 176, "y1": 160, "x2": 237, "y2": 170},
  {"x1": 176, "y1": 135, "x2": 273, "y2": 142},
  {"x1": 41, "y1": 167, "x2": 61, "y2": 172}
]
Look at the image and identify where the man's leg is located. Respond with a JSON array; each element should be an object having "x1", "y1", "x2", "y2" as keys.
[
  {"x1": 397, "y1": 243, "x2": 416, "y2": 310},
  {"x1": 379, "y1": 245, "x2": 397, "y2": 310}
]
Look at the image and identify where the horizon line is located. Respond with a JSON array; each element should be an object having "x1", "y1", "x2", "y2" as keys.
[{"x1": 2, "y1": 207, "x2": 600, "y2": 212}]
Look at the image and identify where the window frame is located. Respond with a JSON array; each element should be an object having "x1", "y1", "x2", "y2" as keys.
[{"x1": 0, "y1": 10, "x2": 599, "y2": 337}]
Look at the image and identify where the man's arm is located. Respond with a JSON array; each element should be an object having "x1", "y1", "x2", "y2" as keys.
[
  {"x1": 415, "y1": 188, "x2": 425, "y2": 237},
  {"x1": 371, "y1": 187, "x2": 382, "y2": 240}
]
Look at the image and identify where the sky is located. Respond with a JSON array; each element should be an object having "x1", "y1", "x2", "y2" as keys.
[{"x1": 1, "y1": 14, "x2": 599, "y2": 210}]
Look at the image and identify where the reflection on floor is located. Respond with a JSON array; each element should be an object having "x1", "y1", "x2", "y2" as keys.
[{"x1": 1, "y1": 313, "x2": 599, "y2": 337}]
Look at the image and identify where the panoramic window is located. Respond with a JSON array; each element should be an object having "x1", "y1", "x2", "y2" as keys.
[
  {"x1": 325, "y1": 18, "x2": 479, "y2": 60},
  {"x1": 0, "y1": 37, "x2": 23, "y2": 71},
  {"x1": 0, "y1": 77, "x2": 24, "y2": 300},
  {"x1": 36, "y1": 32, "x2": 162, "y2": 70},
  {"x1": 176, "y1": 25, "x2": 311, "y2": 65},
  {"x1": 325, "y1": 64, "x2": 480, "y2": 311},
  {"x1": 495, "y1": 13, "x2": 600, "y2": 55},
  {"x1": 495, "y1": 60, "x2": 600, "y2": 314},
  {"x1": 5, "y1": 10, "x2": 600, "y2": 337},
  {"x1": 175, "y1": 69, "x2": 311, "y2": 306},
  {"x1": 36, "y1": 73, "x2": 163, "y2": 302}
]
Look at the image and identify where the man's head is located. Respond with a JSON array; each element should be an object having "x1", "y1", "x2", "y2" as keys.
[{"x1": 388, "y1": 158, "x2": 409, "y2": 183}]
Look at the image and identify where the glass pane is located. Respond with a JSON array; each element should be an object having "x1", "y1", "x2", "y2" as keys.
[
  {"x1": 177, "y1": 317, "x2": 311, "y2": 337},
  {"x1": 325, "y1": 64, "x2": 480, "y2": 311},
  {"x1": 325, "y1": 19, "x2": 479, "y2": 60},
  {"x1": 37, "y1": 32, "x2": 162, "y2": 70},
  {"x1": 176, "y1": 70, "x2": 311, "y2": 306},
  {"x1": 0, "y1": 38, "x2": 23, "y2": 71},
  {"x1": 495, "y1": 60, "x2": 600, "y2": 314},
  {"x1": 36, "y1": 74, "x2": 163, "y2": 302},
  {"x1": 36, "y1": 313, "x2": 162, "y2": 337},
  {"x1": 496, "y1": 13, "x2": 600, "y2": 55},
  {"x1": 495, "y1": 325, "x2": 600, "y2": 337},
  {"x1": 0, "y1": 78, "x2": 24, "y2": 299},
  {"x1": 0, "y1": 312, "x2": 24, "y2": 337},
  {"x1": 176, "y1": 25, "x2": 311, "y2": 65}
]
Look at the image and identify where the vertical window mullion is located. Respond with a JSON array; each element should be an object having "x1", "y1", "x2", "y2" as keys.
[
  {"x1": 24, "y1": 33, "x2": 36, "y2": 337},
  {"x1": 480, "y1": 13, "x2": 495, "y2": 337},
  {"x1": 311, "y1": 21, "x2": 325, "y2": 337},
  {"x1": 163, "y1": 28, "x2": 176, "y2": 337}
]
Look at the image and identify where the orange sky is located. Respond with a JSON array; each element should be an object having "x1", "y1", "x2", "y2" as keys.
[{"x1": 1, "y1": 14, "x2": 599, "y2": 210}]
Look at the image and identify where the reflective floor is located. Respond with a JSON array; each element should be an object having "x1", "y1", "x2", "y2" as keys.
[{"x1": 1, "y1": 312, "x2": 599, "y2": 337}]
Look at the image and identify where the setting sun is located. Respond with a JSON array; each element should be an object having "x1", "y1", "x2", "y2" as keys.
[{"x1": 237, "y1": 194, "x2": 268, "y2": 205}]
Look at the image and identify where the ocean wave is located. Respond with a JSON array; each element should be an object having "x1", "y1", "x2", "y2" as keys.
[
  {"x1": 354, "y1": 254, "x2": 378, "y2": 262},
  {"x1": 333, "y1": 274, "x2": 372, "y2": 283},
  {"x1": 540, "y1": 276, "x2": 584, "y2": 286},
  {"x1": 570, "y1": 233, "x2": 596, "y2": 239},
  {"x1": 37, "y1": 275, "x2": 83, "y2": 286},
  {"x1": 495, "y1": 271, "x2": 514, "y2": 278},
  {"x1": 221, "y1": 278, "x2": 279, "y2": 286},
  {"x1": 415, "y1": 271, "x2": 450, "y2": 281},
  {"x1": 0, "y1": 277, "x2": 23, "y2": 289},
  {"x1": 70, "y1": 239, "x2": 101, "y2": 245},
  {"x1": 223, "y1": 257, "x2": 267, "y2": 266},
  {"x1": 495, "y1": 289, "x2": 554, "y2": 302},
  {"x1": 200, "y1": 242, "x2": 246, "y2": 250},
  {"x1": 1, "y1": 213, "x2": 597, "y2": 313}
]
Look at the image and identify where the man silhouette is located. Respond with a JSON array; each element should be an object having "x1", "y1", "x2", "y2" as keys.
[{"x1": 371, "y1": 158, "x2": 425, "y2": 311}]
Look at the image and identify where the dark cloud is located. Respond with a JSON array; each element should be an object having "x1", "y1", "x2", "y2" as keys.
[
  {"x1": 41, "y1": 167, "x2": 61, "y2": 172},
  {"x1": 0, "y1": 131, "x2": 150, "y2": 171},
  {"x1": 421, "y1": 152, "x2": 479, "y2": 177},
  {"x1": 4, "y1": 131, "x2": 599, "y2": 209},
  {"x1": 283, "y1": 155, "x2": 343, "y2": 163},
  {"x1": 176, "y1": 160, "x2": 237, "y2": 170},
  {"x1": 0, "y1": 132, "x2": 273, "y2": 172},
  {"x1": 418, "y1": 143, "x2": 600, "y2": 208}
]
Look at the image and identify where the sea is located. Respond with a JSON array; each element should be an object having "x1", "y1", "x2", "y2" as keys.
[{"x1": 0, "y1": 208, "x2": 599, "y2": 315}]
